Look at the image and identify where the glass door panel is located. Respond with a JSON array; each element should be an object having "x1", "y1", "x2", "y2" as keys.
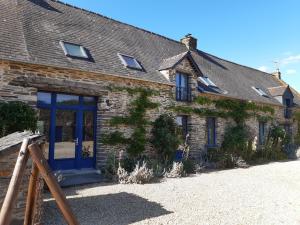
[
  {"x1": 82, "y1": 111, "x2": 94, "y2": 159},
  {"x1": 37, "y1": 109, "x2": 51, "y2": 159},
  {"x1": 54, "y1": 110, "x2": 76, "y2": 159}
]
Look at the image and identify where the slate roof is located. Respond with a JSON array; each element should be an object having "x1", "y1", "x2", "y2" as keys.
[
  {"x1": 268, "y1": 86, "x2": 288, "y2": 97},
  {"x1": 159, "y1": 51, "x2": 189, "y2": 70},
  {"x1": 0, "y1": 0, "x2": 299, "y2": 107}
]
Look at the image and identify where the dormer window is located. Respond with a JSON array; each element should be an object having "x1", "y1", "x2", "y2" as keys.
[
  {"x1": 198, "y1": 76, "x2": 217, "y2": 87},
  {"x1": 118, "y1": 53, "x2": 143, "y2": 70},
  {"x1": 176, "y1": 72, "x2": 191, "y2": 101},
  {"x1": 60, "y1": 41, "x2": 88, "y2": 59},
  {"x1": 252, "y1": 87, "x2": 268, "y2": 97}
]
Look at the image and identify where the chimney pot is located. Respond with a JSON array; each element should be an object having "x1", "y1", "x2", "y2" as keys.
[
  {"x1": 180, "y1": 34, "x2": 197, "y2": 50},
  {"x1": 272, "y1": 69, "x2": 281, "y2": 80}
]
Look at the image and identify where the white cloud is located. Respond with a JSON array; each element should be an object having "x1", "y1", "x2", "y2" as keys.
[
  {"x1": 286, "y1": 69, "x2": 297, "y2": 75},
  {"x1": 280, "y1": 54, "x2": 300, "y2": 65},
  {"x1": 283, "y1": 51, "x2": 292, "y2": 56},
  {"x1": 258, "y1": 66, "x2": 268, "y2": 72}
]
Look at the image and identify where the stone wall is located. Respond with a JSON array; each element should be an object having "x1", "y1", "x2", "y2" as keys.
[{"x1": 0, "y1": 59, "x2": 298, "y2": 171}]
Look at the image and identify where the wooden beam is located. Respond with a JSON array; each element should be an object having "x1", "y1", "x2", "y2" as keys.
[
  {"x1": 28, "y1": 143, "x2": 79, "y2": 225},
  {"x1": 24, "y1": 163, "x2": 39, "y2": 225},
  {"x1": 0, "y1": 138, "x2": 30, "y2": 225}
]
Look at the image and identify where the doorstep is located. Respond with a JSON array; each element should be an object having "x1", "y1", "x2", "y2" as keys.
[{"x1": 53, "y1": 168, "x2": 104, "y2": 187}]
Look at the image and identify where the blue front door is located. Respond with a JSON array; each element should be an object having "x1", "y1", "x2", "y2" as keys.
[{"x1": 37, "y1": 92, "x2": 97, "y2": 170}]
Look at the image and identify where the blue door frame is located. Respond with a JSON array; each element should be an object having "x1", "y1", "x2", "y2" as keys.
[{"x1": 37, "y1": 92, "x2": 97, "y2": 170}]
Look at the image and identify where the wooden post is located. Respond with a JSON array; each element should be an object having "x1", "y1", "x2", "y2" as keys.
[
  {"x1": 0, "y1": 138, "x2": 30, "y2": 225},
  {"x1": 24, "y1": 163, "x2": 39, "y2": 225},
  {"x1": 28, "y1": 143, "x2": 79, "y2": 225}
]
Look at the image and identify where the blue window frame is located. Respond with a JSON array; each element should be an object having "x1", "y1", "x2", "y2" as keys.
[
  {"x1": 259, "y1": 122, "x2": 266, "y2": 145},
  {"x1": 37, "y1": 92, "x2": 97, "y2": 170},
  {"x1": 176, "y1": 115, "x2": 188, "y2": 139},
  {"x1": 207, "y1": 117, "x2": 216, "y2": 146},
  {"x1": 176, "y1": 72, "x2": 191, "y2": 101}
]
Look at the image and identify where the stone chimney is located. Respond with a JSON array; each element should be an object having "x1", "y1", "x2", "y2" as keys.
[
  {"x1": 180, "y1": 34, "x2": 197, "y2": 50},
  {"x1": 272, "y1": 69, "x2": 281, "y2": 80}
]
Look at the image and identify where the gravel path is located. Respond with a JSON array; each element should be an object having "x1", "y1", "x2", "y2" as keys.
[{"x1": 42, "y1": 160, "x2": 300, "y2": 225}]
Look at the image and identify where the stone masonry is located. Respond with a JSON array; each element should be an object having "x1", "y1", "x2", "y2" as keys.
[{"x1": 0, "y1": 58, "x2": 298, "y2": 171}]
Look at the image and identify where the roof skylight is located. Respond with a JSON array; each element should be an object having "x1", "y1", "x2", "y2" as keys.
[
  {"x1": 60, "y1": 41, "x2": 88, "y2": 59},
  {"x1": 198, "y1": 76, "x2": 217, "y2": 87},
  {"x1": 252, "y1": 87, "x2": 268, "y2": 97},
  {"x1": 118, "y1": 53, "x2": 143, "y2": 70}
]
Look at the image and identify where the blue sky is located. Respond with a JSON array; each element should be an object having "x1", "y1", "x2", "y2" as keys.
[{"x1": 63, "y1": 0, "x2": 300, "y2": 92}]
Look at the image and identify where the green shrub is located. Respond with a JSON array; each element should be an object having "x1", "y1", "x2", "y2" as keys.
[
  {"x1": 207, "y1": 147, "x2": 221, "y2": 162},
  {"x1": 151, "y1": 114, "x2": 181, "y2": 163},
  {"x1": 254, "y1": 125, "x2": 288, "y2": 161},
  {"x1": 220, "y1": 124, "x2": 254, "y2": 165},
  {"x1": 0, "y1": 101, "x2": 37, "y2": 138},
  {"x1": 294, "y1": 112, "x2": 300, "y2": 146},
  {"x1": 183, "y1": 159, "x2": 196, "y2": 174},
  {"x1": 120, "y1": 157, "x2": 136, "y2": 173},
  {"x1": 103, "y1": 151, "x2": 118, "y2": 180}
]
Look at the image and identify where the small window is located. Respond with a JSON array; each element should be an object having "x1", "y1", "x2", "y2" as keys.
[
  {"x1": 252, "y1": 87, "x2": 268, "y2": 97},
  {"x1": 176, "y1": 115, "x2": 188, "y2": 139},
  {"x1": 60, "y1": 41, "x2": 88, "y2": 58},
  {"x1": 176, "y1": 73, "x2": 191, "y2": 101},
  {"x1": 259, "y1": 122, "x2": 266, "y2": 145},
  {"x1": 198, "y1": 76, "x2": 217, "y2": 87},
  {"x1": 207, "y1": 117, "x2": 216, "y2": 146},
  {"x1": 118, "y1": 53, "x2": 143, "y2": 70},
  {"x1": 285, "y1": 98, "x2": 292, "y2": 107}
]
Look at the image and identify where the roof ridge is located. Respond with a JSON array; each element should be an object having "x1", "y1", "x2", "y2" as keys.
[
  {"x1": 51, "y1": 0, "x2": 184, "y2": 46},
  {"x1": 195, "y1": 49, "x2": 275, "y2": 77}
]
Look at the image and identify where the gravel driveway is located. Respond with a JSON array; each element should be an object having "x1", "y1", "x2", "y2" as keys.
[{"x1": 42, "y1": 160, "x2": 300, "y2": 225}]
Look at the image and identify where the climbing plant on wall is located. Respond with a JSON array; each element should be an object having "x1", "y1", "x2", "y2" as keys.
[
  {"x1": 171, "y1": 96, "x2": 274, "y2": 124},
  {"x1": 171, "y1": 96, "x2": 276, "y2": 167},
  {"x1": 102, "y1": 87, "x2": 160, "y2": 157},
  {"x1": 295, "y1": 111, "x2": 300, "y2": 145}
]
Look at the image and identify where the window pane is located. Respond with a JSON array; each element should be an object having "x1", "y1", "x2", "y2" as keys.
[
  {"x1": 207, "y1": 118, "x2": 216, "y2": 145},
  {"x1": 37, "y1": 109, "x2": 51, "y2": 159},
  {"x1": 64, "y1": 43, "x2": 87, "y2": 58},
  {"x1": 120, "y1": 55, "x2": 142, "y2": 69},
  {"x1": 123, "y1": 55, "x2": 137, "y2": 67},
  {"x1": 176, "y1": 116, "x2": 183, "y2": 126},
  {"x1": 37, "y1": 92, "x2": 51, "y2": 105},
  {"x1": 176, "y1": 73, "x2": 187, "y2": 87},
  {"x1": 83, "y1": 96, "x2": 96, "y2": 106},
  {"x1": 54, "y1": 110, "x2": 76, "y2": 159},
  {"x1": 82, "y1": 111, "x2": 94, "y2": 158},
  {"x1": 259, "y1": 122, "x2": 266, "y2": 145},
  {"x1": 176, "y1": 116, "x2": 188, "y2": 139},
  {"x1": 57, "y1": 93, "x2": 79, "y2": 106}
]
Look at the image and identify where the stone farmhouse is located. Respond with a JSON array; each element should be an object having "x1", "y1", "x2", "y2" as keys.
[{"x1": 0, "y1": 0, "x2": 299, "y2": 176}]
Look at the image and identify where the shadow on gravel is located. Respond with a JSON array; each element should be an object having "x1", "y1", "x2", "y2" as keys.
[{"x1": 42, "y1": 192, "x2": 172, "y2": 225}]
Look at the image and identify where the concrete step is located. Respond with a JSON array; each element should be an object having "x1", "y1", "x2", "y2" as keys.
[{"x1": 53, "y1": 169, "x2": 104, "y2": 187}]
